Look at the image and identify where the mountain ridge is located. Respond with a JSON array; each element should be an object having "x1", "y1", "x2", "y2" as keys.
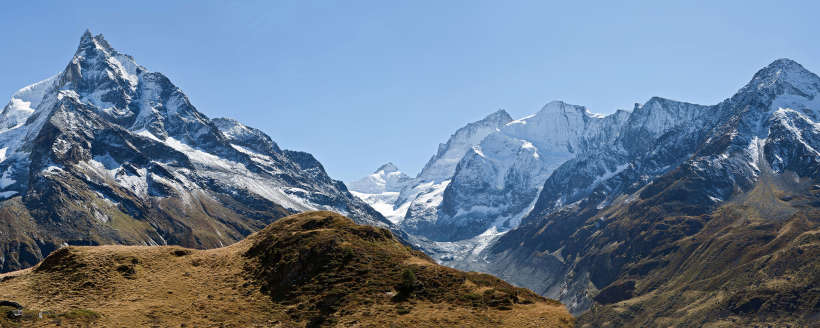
[
  {"x1": 352, "y1": 57, "x2": 820, "y2": 326},
  {"x1": 0, "y1": 211, "x2": 574, "y2": 328},
  {"x1": 0, "y1": 31, "x2": 388, "y2": 273}
]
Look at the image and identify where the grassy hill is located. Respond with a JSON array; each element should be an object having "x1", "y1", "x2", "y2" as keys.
[{"x1": 0, "y1": 211, "x2": 572, "y2": 327}]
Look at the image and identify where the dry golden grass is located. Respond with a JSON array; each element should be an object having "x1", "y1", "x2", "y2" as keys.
[{"x1": 0, "y1": 211, "x2": 572, "y2": 328}]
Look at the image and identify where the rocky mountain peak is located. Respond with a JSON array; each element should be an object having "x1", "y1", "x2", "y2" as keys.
[
  {"x1": 536, "y1": 100, "x2": 587, "y2": 115},
  {"x1": 349, "y1": 163, "x2": 411, "y2": 195},
  {"x1": 376, "y1": 162, "x2": 400, "y2": 173},
  {"x1": 483, "y1": 109, "x2": 513, "y2": 125},
  {"x1": 62, "y1": 30, "x2": 143, "y2": 114},
  {"x1": 74, "y1": 30, "x2": 134, "y2": 61},
  {"x1": 740, "y1": 58, "x2": 820, "y2": 97},
  {"x1": 417, "y1": 109, "x2": 514, "y2": 182}
]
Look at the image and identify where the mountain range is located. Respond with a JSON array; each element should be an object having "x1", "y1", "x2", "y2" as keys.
[
  {"x1": 1, "y1": 30, "x2": 818, "y2": 327},
  {"x1": 350, "y1": 58, "x2": 820, "y2": 326}
]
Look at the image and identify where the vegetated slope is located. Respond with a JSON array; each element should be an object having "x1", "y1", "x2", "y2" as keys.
[
  {"x1": 577, "y1": 178, "x2": 820, "y2": 327},
  {"x1": 0, "y1": 211, "x2": 572, "y2": 328},
  {"x1": 0, "y1": 31, "x2": 387, "y2": 273}
]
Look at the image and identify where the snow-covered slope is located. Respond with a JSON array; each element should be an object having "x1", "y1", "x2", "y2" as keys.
[
  {"x1": 0, "y1": 31, "x2": 388, "y2": 273},
  {"x1": 348, "y1": 163, "x2": 411, "y2": 224},
  {"x1": 349, "y1": 110, "x2": 513, "y2": 228},
  {"x1": 418, "y1": 101, "x2": 630, "y2": 241},
  {"x1": 416, "y1": 110, "x2": 514, "y2": 183},
  {"x1": 348, "y1": 162, "x2": 410, "y2": 194},
  {"x1": 457, "y1": 58, "x2": 820, "y2": 315},
  {"x1": 355, "y1": 59, "x2": 820, "y2": 319}
]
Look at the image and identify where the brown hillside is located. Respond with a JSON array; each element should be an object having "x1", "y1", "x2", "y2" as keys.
[
  {"x1": 577, "y1": 173, "x2": 820, "y2": 327},
  {"x1": 0, "y1": 211, "x2": 572, "y2": 327}
]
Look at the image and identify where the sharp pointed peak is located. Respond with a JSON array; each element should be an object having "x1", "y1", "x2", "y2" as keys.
[{"x1": 76, "y1": 29, "x2": 116, "y2": 55}]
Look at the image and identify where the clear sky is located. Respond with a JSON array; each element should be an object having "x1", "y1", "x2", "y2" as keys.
[{"x1": 1, "y1": 1, "x2": 819, "y2": 181}]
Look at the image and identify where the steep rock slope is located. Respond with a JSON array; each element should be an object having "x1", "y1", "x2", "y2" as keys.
[
  {"x1": 428, "y1": 102, "x2": 630, "y2": 241},
  {"x1": 0, "y1": 31, "x2": 387, "y2": 273},
  {"x1": 471, "y1": 59, "x2": 820, "y2": 325},
  {"x1": 0, "y1": 211, "x2": 574, "y2": 328}
]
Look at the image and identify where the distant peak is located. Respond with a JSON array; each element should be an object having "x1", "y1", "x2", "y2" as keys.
[
  {"x1": 741, "y1": 58, "x2": 820, "y2": 95},
  {"x1": 538, "y1": 100, "x2": 587, "y2": 115},
  {"x1": 755, "y1": 58, "x2": 812, "y2": 79},
  {"x1": 767, "y1": 58, "x2": 803, "y2": 70},
  {"x1": 483, "y1": 109, "x2": 513, "y2": 122},
  {"x1": 376, "y1": 162, "x2": 400, "y2": 173}
]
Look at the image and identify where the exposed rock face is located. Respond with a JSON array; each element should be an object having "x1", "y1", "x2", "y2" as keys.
[
  {"x1": 353, "y1": 58, "x2": 820, "y2": 326},
  {"x1": 468, "y1": 59, "x2": 820, "y2": 322},
  {"x1": 0, "y1": 31, "x2": 388, "y2": 273}
]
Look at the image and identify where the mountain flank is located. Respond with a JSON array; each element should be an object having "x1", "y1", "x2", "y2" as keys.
[{"x1": 0, "y1": 211, "x2": 572, "y2": 327}]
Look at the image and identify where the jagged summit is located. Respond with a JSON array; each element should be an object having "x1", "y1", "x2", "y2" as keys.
[
  {"x1": 78, "y1": 29, "x2": 95, "y2": 48},
  {"x1": 0, "y1": 31, "x2": 388, "y2": 273},
  {"x1": 78, "y1": 30, "x2": 114, "y2": 52}
]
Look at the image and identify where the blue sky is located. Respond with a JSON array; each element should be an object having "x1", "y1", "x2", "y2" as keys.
[{"x1": 1, "y1": 1, "x2": 819, "y2": 181}]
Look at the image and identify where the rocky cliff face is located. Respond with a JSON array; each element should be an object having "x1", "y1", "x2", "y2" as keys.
[{"x1": 0, "y1": 31, "x2": 388, "y2": 273}]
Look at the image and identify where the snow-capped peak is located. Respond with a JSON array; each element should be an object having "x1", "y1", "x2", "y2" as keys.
[
  {"x1": 536, "y1": 100, "x2": 587, "y2": 115},
  {"x1": 483, "y1": 109, "x2": 514, "y2": 124},
  {"x1": 740, "y1": 58, "x2": 820, "y2": 97},
  {"x1": 349, "y1": 163, "x2": 411, "y2": 194},
  {"x1": 417, "y1": 109, "x2": 513, "y2": 182},
  {"x1": 375, "y1": 162, "x2": 400, "y2": 174},
  {"x1": 65, "y1": 30, "x2": 142, "y2": 94}
]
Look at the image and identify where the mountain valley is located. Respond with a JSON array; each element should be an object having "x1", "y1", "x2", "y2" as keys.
[{"x1": 1, "y1": 30, "x2": 819, "y2": 327}]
